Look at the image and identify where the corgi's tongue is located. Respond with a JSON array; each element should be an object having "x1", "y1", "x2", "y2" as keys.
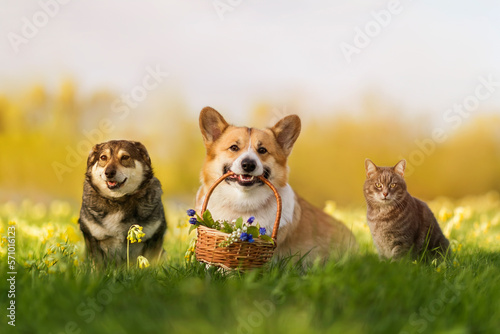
[{"x1": 107, "y1": 181, "x2": 118, "y2": 187}]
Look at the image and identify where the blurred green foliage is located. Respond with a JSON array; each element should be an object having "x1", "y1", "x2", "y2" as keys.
[{"x1": 1, "y1": 83, "x2": 499, "y2": 205}]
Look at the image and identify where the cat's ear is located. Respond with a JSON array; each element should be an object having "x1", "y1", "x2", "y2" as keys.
[
  {"x1": 393, "y1": 159, "x2": 406, "y2": 177},
  {"x1": 365, "y1": 159, "x2": 378, "y2": 178}
]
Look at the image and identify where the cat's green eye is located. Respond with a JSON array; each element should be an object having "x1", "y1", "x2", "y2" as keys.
[
  {"x1": 390, "y1": 183, "x2": 396, "y2": 188},
  {"x1": 375, "y1": 183, "x2": 382, "y2": 189}
]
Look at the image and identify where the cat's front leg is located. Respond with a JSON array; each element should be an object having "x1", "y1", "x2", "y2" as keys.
[{"x1": 390, "y1": 243, "x2": 412, "y2": 260}]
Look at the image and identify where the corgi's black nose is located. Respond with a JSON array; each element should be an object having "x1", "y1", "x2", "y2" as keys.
[
  {"x1": 241, "y1": 158, "x2": 256, "y2": 173},
  {"x1": 105, "y1": 168, "x2": 116, "y2": 179}
]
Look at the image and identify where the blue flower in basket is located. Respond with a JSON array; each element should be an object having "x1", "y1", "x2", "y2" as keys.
[
  {"x1": 187, "y1": 209, "x2": 196, "y2": 217},
  {"x1": 247, "y1": 234, "x2": 254, "y2": 243},
  {"x1": 240, "y1": 232, "x2": 248, "y2": 241},
  {"x1": 247, "y1": 216, "x2": 255, "y2": 224},
  {"x1": 259, "y1": 227, "x2": 266, "y2": 236},
  {"x1": 189, "y1": 217, "x2": 198, "y2": 225}
]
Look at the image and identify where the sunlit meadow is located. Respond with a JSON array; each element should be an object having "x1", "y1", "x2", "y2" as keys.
[
  {"x1": 1, "y1": 191, "x2": 499, "y2": 333},
  {"x1": 0, "y1": 84, "x2": 499, "y2": 333}
]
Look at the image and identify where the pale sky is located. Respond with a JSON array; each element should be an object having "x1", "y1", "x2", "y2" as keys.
[{"x1": 1, "y1": 0, "x2": 499, "y2": 123}]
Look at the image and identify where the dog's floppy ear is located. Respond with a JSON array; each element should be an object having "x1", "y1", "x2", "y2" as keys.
[
  {"x1": 199, "y1": 107, "x2": 229, "y2": 146},
  {"x1": 132, "y1": 141, "x2": 151, "y2": 166},
  {"x1": 270, "y1": 115, "x2": 301, "y2": 156},
  {"x1": 365, "y1": 159, "x2": 378, "y2": 178},
  {"x1": 87, "y1": 143, "x2": 103, "y2": 167}
]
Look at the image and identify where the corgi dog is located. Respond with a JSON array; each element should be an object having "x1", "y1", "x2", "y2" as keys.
[{"x1": 196, "y1": 107, "x2": 357, "y2": 262}]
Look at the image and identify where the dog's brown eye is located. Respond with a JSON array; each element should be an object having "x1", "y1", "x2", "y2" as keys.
[
  {"x1": 100, "y1": 155, "x2": 107, "y2": 161},
  {"x1": 229, "y1": 145, "x2": 239, "y2": 152},
  {"x1": 257, "y1": 147, "x2": 268, "y2": 154},
  {"x1": 121, "y1": 155, "x2": 130, "y2": 161}
]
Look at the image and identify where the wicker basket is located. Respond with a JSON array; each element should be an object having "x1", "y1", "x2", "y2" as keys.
[{"x1": 195, "y1": 171, "x2": 282, "y2": 271}]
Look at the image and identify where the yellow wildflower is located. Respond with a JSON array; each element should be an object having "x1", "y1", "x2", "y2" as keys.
[
  {"x1": 438, "y1": 208, "x2": 453, "y2": 222},
  {"x1": 127, "y1": 225, "x2": 146, "y2": 243},
  {"x1": 64, "y1": 226, "x2": 80, "y2": 243},
  {"x1": 137, "y1": 256, "x2": 150, "y2": 269}
]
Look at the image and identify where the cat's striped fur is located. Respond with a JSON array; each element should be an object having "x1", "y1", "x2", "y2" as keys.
[{"x1": 363, "y1": 159, "x2": 449, "y2": 260}]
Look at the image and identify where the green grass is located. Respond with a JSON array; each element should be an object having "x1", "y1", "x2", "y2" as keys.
[{"x1": 1, "y1": 194, "x2": 500, "y2": 334}]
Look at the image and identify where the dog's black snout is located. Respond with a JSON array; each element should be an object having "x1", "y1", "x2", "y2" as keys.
[
  {"x1": 241, "y1": 158, "x2": 256, "y2": 173},
  {"x1": 105, "y1": 168, "x2": 116, "y2": 179}
]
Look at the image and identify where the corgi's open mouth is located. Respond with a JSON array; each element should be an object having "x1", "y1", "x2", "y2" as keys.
[
  {"x1": 106, "y1": 178, "x2": 127, "y2": 190},
  {"x1": 229, "y1": 174, "x2": 260, "y2": 186},
  {"x1": 223, "y1": 166, "x2": 270, "y2": 187}
]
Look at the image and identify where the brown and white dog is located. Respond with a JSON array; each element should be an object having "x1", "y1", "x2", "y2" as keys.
[
  {"x1": 196, "y1": 107, "x2": 357, "y2": 263},
  {"x1": 79, "y1": 140, "x2": 167, "y2": 265}
]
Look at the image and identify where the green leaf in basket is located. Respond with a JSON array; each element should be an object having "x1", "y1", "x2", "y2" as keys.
[
  {"x1": 202, "y1": 210, "x2": 216, "y2": 228},
  {"x1": 235, "y1": 217, "x2": 243, "y2": 229},
  {"x1": 221, "y1": 221, "x2": 233, "y2": 233},
  {"x1": 188, "y1": 224, "x2": 198, "y2": 235},
  {"x1": 247, "y1": 226, "x2": 259, "y2": 237},
  {"x1": 259, "y1": 235, "x2": 275, "y2": 245}
]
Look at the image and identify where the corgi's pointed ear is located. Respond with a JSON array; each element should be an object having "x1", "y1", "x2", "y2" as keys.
[
  {"x1": 365, "y1": 159, "x2": 378, "y2": 178},
  {"x1": 270, "y1": 115, "x2": 301, "y2": 156},
  {"x1": 199, "y1": 107, "x2": 229, "y2": 146},
  {"x1": 393, "y1": 159, "x2": 406, "y2": 177}
]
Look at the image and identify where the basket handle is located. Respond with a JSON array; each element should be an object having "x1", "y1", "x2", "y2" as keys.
[{"x1": 201, "y1": 171, "x2": 282, "y2": 241}]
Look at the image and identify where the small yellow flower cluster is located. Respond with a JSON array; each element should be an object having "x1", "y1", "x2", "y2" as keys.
[
  {"x1": 0, "y1": 221, "x2": 16, "y2": 251},
  {"x1": 0, "y1": 236, "x2": 7, "y2": 248},
  {"x1": 42, "y1": 223, "x2": 55, "y2": 244},
  {"x1": 443, "y1": 206, "x2": 472, "y2": 237},
  {"x1": 184, "y1": 247, "x2": 196, "y2": 260},
  {"x1": 127, "y1": 225, "x2": 146, "y2": 243},
  {"x1": 452, "y1": 243, "x2": 463, "y2": 253},
  {"x1": 137, "y1": 255, "x2": 150, "y2": 269},
  {"x1": 44, "y1": 259, "x2": 57, "y2": 267},
  {"x1": 184, "y1": 238, "x2": 197, "y2": 262},
  {"x1": 62, "y1": 226, "x2": 81, "y2": 243},
  {"x1": 473, "y1": 220, "x2": 492, "y2": 237},
  {"x1": 438, "y1": 207, "x2": 453, "y2": 222}
]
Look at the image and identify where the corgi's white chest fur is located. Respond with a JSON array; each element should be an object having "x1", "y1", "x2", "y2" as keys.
[{"x1": 200, "y1": 183, "x2": 296, "y2": 236}]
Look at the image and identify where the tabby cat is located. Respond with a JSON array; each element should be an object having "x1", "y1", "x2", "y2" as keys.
[{"x1": 363, "y1": 159, "x2": 449, "y2": 260}]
